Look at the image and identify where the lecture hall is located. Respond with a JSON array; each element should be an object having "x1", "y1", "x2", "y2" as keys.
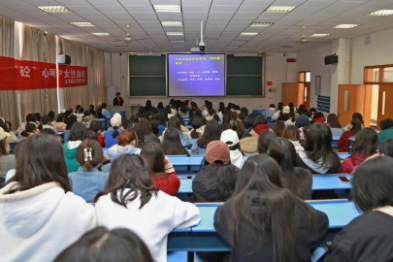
[{"x1": 1, "y1": 0, "x2": 393, "y2": 261}]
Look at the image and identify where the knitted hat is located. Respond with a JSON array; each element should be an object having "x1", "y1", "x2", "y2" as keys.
[
  {"x1": 220, "y1": 129, "x2": 239, "y2": 146},
  {"x1": 110, "y1": 113, "x2": 122, "y2": 127},
  {"x1": 0, "y1": 127, "x2": 11, "y2": 141},
  {"x1": 282, "y1": 106, "x2": 290, "y2": 114},
  {"x1": 296, "y1": 115, "x2": 309, "y2": 126},
  {"x1": 206, "y1": 141, "x2": 230, "y2": 165}
]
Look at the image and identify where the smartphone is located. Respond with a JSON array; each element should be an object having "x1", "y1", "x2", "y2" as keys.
[{"x1": 338, "y1": 176, "x2": 350, "y2": 183}]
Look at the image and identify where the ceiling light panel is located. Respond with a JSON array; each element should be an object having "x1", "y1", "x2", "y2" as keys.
[
  {"x1": 71, "y1": 22, "x2": 95, "y2": 27},
  {"x1": 166, "y1": 32, "x2": 184, "y2": 36},
  {"x1": 369, "y1": 9, "x2": 393, "y2": 16},
  {"x1": 153, "y1": 5, "x2": 181, "y2": 12},
  {"x1": 161, "y1": 21, "x2": 183, "y2": 26},
  {"x1": 240, "y1": 32, "x2": 259, "y2": 36},
  {"x1": 250, "y1": 22, "x2": 273, "y2": 27},
  {"x1": 91, "y1": 33, "x2": 110, "y2": 36},
  {"x1": 266, "y1": 6, "x2": 296, "y2": 13},
  {"x1": 310, "y1": 33, "x2": 330, "y2": 37},
  {"x1": 333, "y1": 24, "x2": 358, "y2": 29},
  {"x1": 37, "y1": 6, "x2": 71, "y2": 13}
]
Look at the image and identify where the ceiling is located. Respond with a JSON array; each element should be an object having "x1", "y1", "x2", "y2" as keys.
[{"x1": 0, "y1": 0, "x2": 393, "y2": 53}]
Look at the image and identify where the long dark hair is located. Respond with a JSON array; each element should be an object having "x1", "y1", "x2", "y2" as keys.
[
  {"x1": 68, "y1": 122, "x2": 89, "y2": 142},
  {"x1": 222, "y1": 155, "x2": 315, "y2": 262},
  {"x1": 54, "y1": 227, "x2": 154, "y2": 262},
  {"x1": 304, "y1": 123, "x2": 341, "y2": 170},
  {"x1": 351, "y1": 128, "x2": 378, "y2": 158},
  {"x1": 161, "y1": 128, "x2": 189, "y2": 156},
  {"x1": 268, "y1": 138, "x2": 311, "y2": 199},
  {"x1": 66, "y1": 115, "x2": 77, "y2": 130},
  {"x1": 140, "y1": 142, "x2": 166, "y2": 176},
  {"x1": 190, "y1": 118, "x2": 202, "y2": 139},
  {"x1": 350, "y1": 119, "x2": 362, "y2": 136},
  {"x1": 7, "y1": 134, "x2": 71, "y2": 193},
  {"x1": 94, "y1": 154, "x2": 157, "y2": 209},
  {"x1": 139, "y1": 118, "x2": 153, "y2": 135},
  {"x1": 352, "y1": 112, "x2": 364, "y2": 125},
  {"x1": 327, "y1": 114, "x2": 342, "y2": 128},
  {"x1": 75, "y1": 140, "x2": 104, "y2": 171},
  {"x1": 257, "y1": 131, "x2": 277, "y2": 154},
  {"x1": 168, "y1": 116, "x2": 181, "y2": 131},
  {"x1": 272, "y1": 121, "x2": 285, "y2": 137},
  {"x1": 197, "y1": 119, "x2": 221, "y2": 148},
  {"x1": 128, "y1": 123, "x2": 145, "y2": 148},
  {"x1": 379, "y1": 139, "x2": 393, "y2": 157}
]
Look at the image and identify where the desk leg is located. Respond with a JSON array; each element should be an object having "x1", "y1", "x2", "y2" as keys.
[{"x1": 187, "y1": 251, "x2": 194, "y2": 262}]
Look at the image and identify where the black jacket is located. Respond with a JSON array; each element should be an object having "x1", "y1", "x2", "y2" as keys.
[
  {"x1": 192, "y1": 165, "x2": 239, "y2": 202},
  {"x1": 327, "y1": 210, "x2": 393, "y2": 262},
  {"x1": 214, "y1": 196, "x2": 329, "y2": 262},
  {"x1": 113, "y1": 97, "x2": 124, "y2": 106}
]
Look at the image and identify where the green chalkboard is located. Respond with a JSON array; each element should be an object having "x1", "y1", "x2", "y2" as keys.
[
  {"x1": 129, "y1": 55, "x2": 166, "y2": 97},
  {"x1": 226, "y1": 55, "x2": 263, "y2": 96}
]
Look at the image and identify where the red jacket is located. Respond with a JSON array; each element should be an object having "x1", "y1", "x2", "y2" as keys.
[
  {"x1": 253, "y1": 124, "x2": 270, "y2": 135},
  {"x1": 339, "y1": 154, "x2": 365, "y2": 174},
  {"x1": 152, "y1": 172, "x2": 180, "y2": 196},
  {"x1": 98, "y1": 135, "x2": 105, "y2": 147},
  {"x1": 338, "y1": 131, "x2": 353, "y2": 152}
]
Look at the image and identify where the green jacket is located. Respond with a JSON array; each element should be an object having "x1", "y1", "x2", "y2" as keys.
[
  {"x1": 378, "y1": 127, "x2": 393, "y2": 144},
  {"x1": 63, "y1": 142, "x2": 79, "y2": 173}
]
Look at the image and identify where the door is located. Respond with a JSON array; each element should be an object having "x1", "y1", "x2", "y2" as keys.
[
  {"x1": 282, "y1": 83, "x2": 299, "y2": 107},
  {"x1": 303, "y1": 83, "x2": 310, "y2": 110},
  {"x1": 377, "y1": 84, "x2": 393, "y2": 128},
  {"x1": 337, "y1": 85, "x2": 365, "y2": 126}
]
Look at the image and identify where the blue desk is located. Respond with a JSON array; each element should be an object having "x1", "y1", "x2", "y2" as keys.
[
  {"x1": 252, "y1": 109, "x2": 265, "y2": 116},
  {"x1": 332, "y1": 135, "x2": 340, "y2": 150},
  {"x1": 95, "y1": 118, "x2": 107, "y2": 129},
  {"x1": 178, "y1": 178, "x2": 192, "y2": 194},
  {"x1": 312, "y1": 175, "x2": 351, "y2": 190}
]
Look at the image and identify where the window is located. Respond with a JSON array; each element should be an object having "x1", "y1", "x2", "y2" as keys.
[
  {"x1": 364, "y1": 65, "x2": 393, "y2": 84},
  {"x1": 383, "y1": 67, "x2": 393, "y2": 82}
]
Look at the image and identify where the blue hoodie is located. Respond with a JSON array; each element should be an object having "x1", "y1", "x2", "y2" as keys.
[{"x1": 107, "y1": 144, "x2": 141, "y2": 161}]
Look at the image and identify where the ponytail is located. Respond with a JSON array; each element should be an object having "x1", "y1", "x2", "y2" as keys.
[
  {"x1": 112, "y1": 126, "x2": 119, "y2": 138},
  {"x1": 82, "y1": 147, "x2": 94, "y2": 171},
  {"x1": 190, "y1": 129, "x2": 200, "y2": 139}
]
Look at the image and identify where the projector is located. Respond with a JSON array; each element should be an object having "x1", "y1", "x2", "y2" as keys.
[
  {"x1": 191, "y1": 46, "x2": 203, "y2": 53},
  {"x1": 191, "y1": 20, "x2": 206, "y2": 53}
]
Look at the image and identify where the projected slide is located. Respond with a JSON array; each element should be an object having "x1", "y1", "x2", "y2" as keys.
[{"x1": 168, "y1": 54, "x2": 225, "y2": 97}]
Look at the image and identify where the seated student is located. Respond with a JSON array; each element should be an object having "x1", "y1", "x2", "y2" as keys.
[
  {"x1": 249, "y1": 115, "x2": 270, "y2": 137},
  {"x1": 41, "y1": 115, "x2": 57, "y2": 132},
  {"x1": 107, "y1": 130, "x2": 140, "y2": 160},
  {"x1": 128, "y1": 123, "x2": 146, "y2": 149},
  {"x1": 140, "y1": 142, "x2": 180, "y2": 196},
  {"x1": 284, "y1": 111, "x2": 296, "y2": 126},
  {"x1": 233, "y1": 120, "x2": 246, "y2": 139},
  {"x1": 95, "y1": 107, "x2": 105, "y2": 119},
  {"x1": 161, "y1": 128, "x2": 190, "y2": 156},
  {"x1": 48, "y1": 110, "x2": 56, "y2": 124},
  {"x1": 0, "y1": 118, "x2": 17, "y2": 153},
  {"x1": 101, "y1": 103, "x2": 111, "y2": 118},
  {"x1": 81, "y1": 110, "x2": 95, "y2": 125},
  {"x1": 158, "y1": 111, "x2": 168, "y2": 131},
  {"x1": 17, "y1": 114, "x2": 37, "y2": 136},
  {"x1": 75, "y1": 107, "x2": 84, "y2": 122},
  {"x1": 217, "y1": 105, "x2": 225, "y2": 120},
  {"x1": 308, "y1": 107, "x2": 317, "y2": 122},
  {"x1": 295, "y1": 114, "x2": 310, "y2": 140},
  {"x1": 0, "y1": 127, "x2": 16, "y2": 176},
  {"x1": 5, "y1": 140, "x2": 24, "y2": 182},
  {"x1": 379, "y1": 138, "x2": 393, "y2": 157},
  {"x1": 174, "y1": 114, "x2": 190, "y2": 133},
  {"x1": 268, "y1": 138, "x2": 312, "y2": 200},
  {"x1": 160, "y1": 116, "x2": 190, "y2": 147},
  {"x1": 344, "y1": 112, "x2": 364, "y2": 131},
  {"x1": 66, "y1": 115, "x2": 78, "y2": 130},
  {"x1": 139, "y1": 118, "x2": 160, "y2": 144},
  {"x1": 94, "y1": 154, "x2": 200, "y2": 262},
  {"x1": 327, "y1": 114, "x2": 344, "y2": 136},
  {"x1": 20, "y1": 123, "x2": 39, "y2": 138},
  {"x1": 272, "y1": 121, "x2": 285, "y2": 137},
  {"x1": 89, "y1": 121, "x2": 105, "y2": 147},
  {"x1": 378, "y1": 118, "x2": 393, "y2": 144},
  {"x1": 54, "y1": 227, "x2": 154, "y2": 262},
  {"x1": 190, "y1": 118, "x2": 203, "y2": 139},
  {"x1": 55, "y1": 113, "x2": 67, "y2": 130},
  {"x1": 214, "y1": 155, "x2": 329, "y2": 262},
  {"x1": 257, "y1": 130, "x2": 277, "y2": 154},
  {"x1": 221, "y1": 129, "x2": 246, "y2": 169},
  {"x1": 313, "y1": 112, "x2": 325, "y2": 123},
  {"x1": 278, "y1": 106, "x2": 291, "y2": 121},
  {"x1": 271, "y1": 102, "x2": 284, "y2": 120},
  {"x1": 206, "y1": 108, "x2": 215, "y2": 121},
  {"x1": 340, "y1": 128, "x2": 378, "y2": 174},
  {"x1": 63, "y1": 123, "x2": 89, "y2": 173},
  {"x1": 104, "y1": 113, "x2": 123, "y2": 148},
  {"x1": 191, "y1": 119, "x2": 221, "y2": 155},
  {"x1": 68, "y1": 140, "x2": 111, "y2": 202},
  {"x1": 0, "y1": 134, "x2": 95, "y2": 262},
  {"x1": 282, "y1": 125, "x2": 304, "y2": 153},
  {"x1": 263, "y1": 104, "x2": 277, "y2": 118},
  {"x1": 202, "y1": 105, "x2": 209, "y2": 117},
  {"x1": 338, "y1": 119, "x2": 362, "y2": 152},
  {"x1": 297, "y1": 123, "x2": 341, "y2": 174},
  {"x1": 328, "y1": 156, "x2": 393, "y2": 262},
  {"x1": 88, "y1": 105, "x2": 96, "y2": 116}
]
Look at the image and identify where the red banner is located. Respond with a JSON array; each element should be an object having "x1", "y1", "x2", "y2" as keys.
[
  {"x1": 0, "y1": 55, "x2": 87, "y2": 91},
  {"x1": 58, "y1": 65, "x2": 88, "y2": 88}
]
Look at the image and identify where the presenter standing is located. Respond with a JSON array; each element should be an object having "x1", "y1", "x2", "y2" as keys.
[{"x1": 113, "y1": 92, "x2": 124, "y2": 106}]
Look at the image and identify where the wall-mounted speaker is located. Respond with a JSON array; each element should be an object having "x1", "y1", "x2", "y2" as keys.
[
  {"x1": 324, "y1": 54, "x2": 338, "y2": 65},
  {"x1": 57, "y1": 54, "x2": 71, "y2": 65}
]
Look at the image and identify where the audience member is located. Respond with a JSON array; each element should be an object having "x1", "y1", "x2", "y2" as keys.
[
  {"x1": 101, "y1": 103, "x2": 111, "y2": 118},
  {"x1": 272, "y1": 121, "x2": 285, "y2": 137},
  {"x1": 282, "y1": 125, "x2": 304, "y2": 153},
  {"x1": 338, "y1": 119, "x2": 362, "y2": 152},
  {"x1": 89, "y1": 121, "x2": 105, "y2": 147},
  {"x1": 94, "y1": 154, "x2": 200, "y2": 262},
  {"x1": 162, "y1": 128, "x2": 190, "y2": 156},
  {"x1": 4, "y1": 140, "x2": 25, "y2": 182},
  {"x1": 140, "y1": 142, "x2": 180, "y2": 196},
  {"x1": 81, "y1": 110, "x2": 95, "y2": 125},
  {"x1": 257, "y1": 130, "x2": 277, "y2": 154},
  {"x1": 56, "y1": 113, "x2": 67, "y2": 130},
  {"x1": 64, "y1": 123, "x2": 89, "y2": 172},
  {"x1": 378, "y1": 118, "x2": 393, "y2": 144},
  {"x1": 263, "y1": 104, "x2": 277, "y2": 118},
  {"x1": 0, "y1": 118, "x2": 17, "y2": 153},
  {"x1": 160, "y1": 117, "x2": 190, "y2": 147},
  {"x1": 249, "y1": 115, "x2": 269, "y2": 137},
  {"x1": 0, "y1": 127, "x2": 16, "y2": 175},
  {"x1": 278, "y1": 106, "x2": 290, "y2": 121},
  {"x1": 0, "y1": 134, "x2": 95, "y2": 262},
  {"x1": 66, "y1": 115, "x2": 78, "y2": 130},
  {"x1": 220, "y1": 129, "x2": 245, "y2": 169},
  {"x1": 379, "y1": 138, "x2": 393, "y2": 157},
  {"x1": 191, "y1": 119, "x2": 221, "y2": 155},
  {"x1": 107, "y1": 130, "x2": 140, "y2": 160},
  {"x1": 327, "y1": 114, "x2": 344, "y2": 136},
  {"x1": 190, "y1": 118, "x2": 203, "y2": 139},
  {"x1": 139, "y1": 118, "x2": 160, "y2": 144},
  {"x1": 344, "y1": 112, "x2": 364, "y2": 131},
  {"x1": 41, "y1": 115, "x2": 57, "y2": 132},
  {"x1": 89, "y1": 105, "x2": 96, "y2": 116},
  {"x1": 20, "y1": 123, "x2": 39, "y2": 138}
]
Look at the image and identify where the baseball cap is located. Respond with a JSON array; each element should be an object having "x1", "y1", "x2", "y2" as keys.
[
  {"x1": 206, "y1": 141, "x2": 230, "y2": 165},
  {"x1": 296, "y1": 115, "x2": 309, "y2": 126},
  {"x1": 282, "y1": 106, "x2": 290, "y2": 114},
  {"x1": 110, "y1": 113, "x2": 122, "y2": 127},
  {"x1": 220, "y1": 129, "x2": 239, "y2": 147}
]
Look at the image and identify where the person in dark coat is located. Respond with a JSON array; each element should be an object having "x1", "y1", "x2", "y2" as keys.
[{"x1": 113, "y1": 92, "x2": 124, "y2": 106}]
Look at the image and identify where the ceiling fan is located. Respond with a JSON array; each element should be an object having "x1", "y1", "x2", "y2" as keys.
[
  {"x1": 294, "y1": 26, "x2": 309, "y2": 44},
  {"x1": 120, "y1": 24, "x2": 150, "y2": 43}
]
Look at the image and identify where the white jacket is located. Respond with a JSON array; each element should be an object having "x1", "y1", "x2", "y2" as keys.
[
  {"x1": 0, "y1": 182, "x2": 96, "y2": 262},
  {"x1": 95, "y1": 190, "x2": 200, "y2": 262}
]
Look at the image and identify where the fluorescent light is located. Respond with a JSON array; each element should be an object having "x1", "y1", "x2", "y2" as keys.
[
  {"x1": 37, "y1": 6, "x2": 71, "y2": 13},
  {"x1": 91, "y1": 33, "x2": 110, "y2": 36},
  {"x1": 170, "y1": 40, "x2": 184, "y2": 43},
  {"x1": 240, "y1": 32, "x2": 258, "y2": 36},
  {"x1": 333, "y1": 24, "x2": 358, "y2": 29},
  {"x1": 250, "y1": 22, "x2": 273, "y2": 27},
  {"x1": 310, "y1": 33, "x2": 330, "y2": 37},
  {"x1": 166, "y1": 32, "x2": 183, "y2": 36},
  {"x1": 369, "y1": 9, "x2": 393, "y2": 16},
  {"x1": 71, "y1": 22, "x2": 95, "y2": 27},
  {"x1": 162, "y1": 21, "x2": 182, "y2": 26},
  {"x1": 153, "y1": 5, "x2": 181, "y2": 12},
  {"x1": 266, "y1": 6, "x2": 296, "y2": 13}
]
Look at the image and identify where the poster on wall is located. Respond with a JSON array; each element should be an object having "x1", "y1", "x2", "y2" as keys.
[
  {"x1": 58, "y1": 65, "x2": 88, "y2": 88},
  {"x1": 315, "y1": 76, "x2": 321, "y2": 95}
]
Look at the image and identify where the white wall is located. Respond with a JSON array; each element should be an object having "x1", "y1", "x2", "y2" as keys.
[
  {"x1": 104, "y1": 52, "x2": 297, "y2": 111},
  {"x1": 296, "y1": 44, "x2": 332, "y2": 109},
  {"x1": 350, "y1": 28, "x2": 393, "y2": 84}
]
